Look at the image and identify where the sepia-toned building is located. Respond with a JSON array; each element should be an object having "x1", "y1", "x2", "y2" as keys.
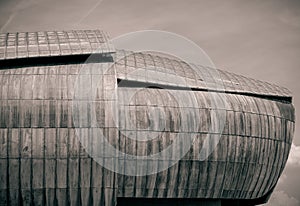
[{"x1": 0, "y1": 30, "x2": 295, "y2": 206}]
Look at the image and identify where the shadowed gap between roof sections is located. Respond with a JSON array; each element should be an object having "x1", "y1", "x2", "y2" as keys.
[
  {"x1": 117, "y1": 78, "x2": 293, "y2": 104},
  {"x1": 0, "y1": 49, "x2": 292, "y2": 104},
  {"x1": 0, "y1": 53, "x2": 114, "y2": 69}
]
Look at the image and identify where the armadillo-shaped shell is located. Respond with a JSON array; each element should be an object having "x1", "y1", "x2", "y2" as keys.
[{"x1": 0, "y1": 30, "x2": 295, "y2": 206}]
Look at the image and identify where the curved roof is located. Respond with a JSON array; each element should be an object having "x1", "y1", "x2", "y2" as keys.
[
  {"x1": 113, "y1": 51, "x2": 292, "y2": 101},
  {"x1": 0, "y1": 30, "x2": 292, "y2": 101},
  {"x1": 0, "y1": 30, "x2": 114, "y2": 60}
]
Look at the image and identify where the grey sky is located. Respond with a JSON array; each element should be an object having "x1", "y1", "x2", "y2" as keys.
[{"x1": 1, "y1": 0, "x2": 300, "y2": 204}]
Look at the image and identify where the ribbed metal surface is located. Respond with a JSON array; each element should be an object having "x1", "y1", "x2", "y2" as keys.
[
  {"x1": 0, "y1": 32, "x2": 295, "y2": 206},
  {"x1": 116, "y1": 88, "x2": 294, "y2": 199},
  {"x1": 114, "y1": 51, "x2": 292, "y2": 99},
  {"x1": 0, "y1": 30, "x2": 114, "y2": 60},
  {"x1": 0, "y1": 63, "x2": 119, "y2": 205}
]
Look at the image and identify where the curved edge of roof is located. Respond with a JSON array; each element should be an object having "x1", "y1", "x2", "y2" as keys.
[
  {"x1": 0, "y1": 30, "x2": 115, "y2": 60},
  {"x1": 0, "y1": 30, "x2": 292, "y2": 100},
  {"x1": 113, "y1": 50, "x2": 293, "y2": 100}
]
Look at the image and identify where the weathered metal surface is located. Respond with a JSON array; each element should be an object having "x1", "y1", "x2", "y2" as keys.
[
  {"x1": 0, "y1": 31, "x2": 295, "y2": 206},
  {"x1": 0, "y1": 30, "x2": 114, "y2": 60},
  {"x1": 114, "y1": 51, "x2": 292, "y2": 99}
]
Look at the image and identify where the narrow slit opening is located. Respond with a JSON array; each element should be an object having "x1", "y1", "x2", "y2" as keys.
[
  {"x1": 117, "y1": 78, "x2": 292, "y2": 104},
  {"x1": 0, "y1": 53, "x2": 114, "y2": 70}
]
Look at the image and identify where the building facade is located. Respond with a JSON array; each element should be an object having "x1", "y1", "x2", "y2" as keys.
[{"x1": 0, "y1": 30, "x2": 295, "y2": 206}]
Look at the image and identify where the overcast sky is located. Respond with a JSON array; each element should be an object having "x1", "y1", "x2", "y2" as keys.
[{"x1": 1, "y1": 0, "x2": 300, "y2": 204}]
